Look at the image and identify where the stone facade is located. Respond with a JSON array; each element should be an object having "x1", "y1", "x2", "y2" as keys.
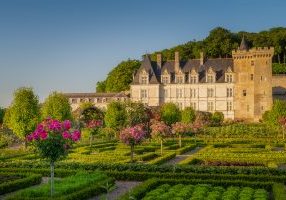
[
  {"x1": 64, "y1": 92, "x2": 129, "y2": 111},
  {"x1": 131, "y1": 39, "x2": 275, "y2": 122}
]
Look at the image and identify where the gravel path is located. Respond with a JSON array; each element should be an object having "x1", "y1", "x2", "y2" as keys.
[
  {"x1": 164, "y1": 147, "x2": 203, "y2": 165},
  {"x1": 89, "y1": 181, "x2": 141, "y2": 200}
]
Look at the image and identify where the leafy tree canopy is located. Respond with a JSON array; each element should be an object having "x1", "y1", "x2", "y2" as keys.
[
  {"x1": 104, "y1": 101, "x2": 127, "y2": 130},
  {"x1": 41, "y1": 92, "x2": 72, "y2": 121},
  {"x1": 263, "y1": 100, "x2": 286, "y2": 127},
  {"x1": 125, "y1": 101, "x2": 149, "y2": 127},
  {"x1": 0, "y1": 107, "x2": 5, "y2": 125},
  {"x1": 8, "y1": 87, "x2": 40, "y2": 139},
  {"x1": 181, "y1": 107, "x2": 196, "y2": 124},
  {"x1": 161, "y1": 103, "x2": 181, "y2": 126}
]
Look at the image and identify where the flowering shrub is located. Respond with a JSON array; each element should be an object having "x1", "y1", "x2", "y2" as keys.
[
  {"x1": 171, "y1": 122, "x2": 191, "y2": 147},
  {"x1": 26, "y1": 118, "x2": 81, "y2": 197},
  {"x1": 85, "y1": 119, "x2": 103, "y2": 146},
  {"x1": 120, "y1": 125, "x2": 146, "y2": 162},
  {"x1": 150, "y1": 121, "x2": 171, "y2": 155}
]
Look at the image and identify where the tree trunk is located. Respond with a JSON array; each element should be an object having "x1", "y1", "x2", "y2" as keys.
[
  {"x1": 160, "y1": 139, "x2": 163, "y2": 156},
  {"x1": 179, "y1": 135, "x2": 182, "y2": 148},
  {"x1": 130, "y1": 145, "x2": 134, "y2": 162},
  {"x1": 50, "y1": 161, "x2": 55, "y2": 197}
]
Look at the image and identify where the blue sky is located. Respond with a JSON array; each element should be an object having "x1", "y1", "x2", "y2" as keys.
[{"x1": 0, "y1": 0, "x2": 285, "y2": 107}]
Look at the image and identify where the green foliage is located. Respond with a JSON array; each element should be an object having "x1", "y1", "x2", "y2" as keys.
[
  {"x1": 96, "y1": 80, "x2": 106, "y2": 92},
  {"x1": 273, "y1": 183, "x2": 286, "y2": 200},
  {"x1": 104, "y1": 101, "x2": 127, "y2": 130},
  {"x1": 211, "y1": 112, "x2": 224, "y2": 126},
  {"x1": 181, "y1": 107, "x2": 196, "y2": 124},
  {"x1": 41, "y1": 92, "x2": 72, "y2": 121},
  {"x1": 0, "y1": 107, "x2": 5, "y2": 125},
  {"x1": 125, "y1": 101, "x2": 149, "y2": 126},
  {"x1": 102, "y1": 60, "x2": 141, "y2": 92},
  {"x1": 161, "y1": 103, "x2": 181, "y2": 126},
  {"x1": 263, "y1": 100, "x2": 286, "y2": 126},
  {"x1": 7, "y1": 172, "x2": 114, "y2": 200},
  {"x1": 272, "y1": 63, "x2": 286, "y2": 74},
  {"x1": 8, "y1": 87, "x2": 40, "y2": 140}
]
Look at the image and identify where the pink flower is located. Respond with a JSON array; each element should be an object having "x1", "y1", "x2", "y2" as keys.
[
  {"x1": 49, "y1": 120, "x2": 62, "y2": 131},
  {"x1": 71, "y1": 130, "x2": 81, "y2": 141},
  {"x1": 120, "y1": 125, "x2": 146, "y2": 145},
  {"x1": 62, "y1": 120, "x2": 72, "y2": 130},
  {"x1": 39, "y1": 130, "x2": 48, "y2": 140},
  {"x1": 26, "y1": 134, "x2": 33, "y2": 142},
  {"x1": 62, "y1": 131, "x2": 71, "y2": 139}
]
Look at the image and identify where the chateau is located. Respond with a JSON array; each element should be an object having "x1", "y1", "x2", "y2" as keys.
[{"x1": 131, "y1": 38, "x2": 276, "y2": 122}]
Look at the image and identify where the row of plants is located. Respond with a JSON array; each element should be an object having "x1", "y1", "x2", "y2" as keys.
[
  {"x1": 0, "y1": 172, "x2": 42, "y2": 195},
  {"x1": 6, "y1": 171, "x2": 114, "y2": 200},
  {"x1": 118, "y1": 178, "x2": 274, "y2": 200},
  {"x1": 179, "y1": 145, "x2": 286, "y2": 166},
  {"x1": 142, "y1": 183, "x2": 268, "y2": 200}
]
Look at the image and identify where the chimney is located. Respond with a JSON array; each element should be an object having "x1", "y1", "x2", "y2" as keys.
[
  {"x1": 157, "y1": 54, "x2": 162, "y2": 68},
  {"x1": 175, "y1": 51, "x2": 180, "y2": 72},
  {"x1": 200, "y1": 52, "x2": 205, "y2": 65}
]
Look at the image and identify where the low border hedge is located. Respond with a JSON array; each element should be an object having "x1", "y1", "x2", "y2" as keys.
[{"x1": 0, "y1": 172, "x2": 42, "y2": 195}]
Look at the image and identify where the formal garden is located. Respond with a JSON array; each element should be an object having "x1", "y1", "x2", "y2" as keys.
[{"x1": 1, "y1": 88, "x2": 286, "y2": 199}]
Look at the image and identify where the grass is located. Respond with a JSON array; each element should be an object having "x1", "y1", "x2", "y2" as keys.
[{"x1": 7, "y1": 171, "x2": 111, "y2": 199}]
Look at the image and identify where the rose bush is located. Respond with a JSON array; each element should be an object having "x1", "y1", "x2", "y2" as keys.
[{"x1": 150, "y1": 121, "x2": 171, "y2": 155}]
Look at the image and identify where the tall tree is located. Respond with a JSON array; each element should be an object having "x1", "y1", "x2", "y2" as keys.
[
  {"x1": 42, "y1": 92, "x2": 72, "y2": 121},
  {"x1": 104, "y1": 60, "x2": 141, "y2": 92},
  {"x1": 181, "y1": 107, "x2": 196, "y2": 124},
  {"x1": 8, "y1": 87, "x2": 40, "y2": 145},
  {"x1": 0, "y1": 107, "x2": 5, "y2": 127},
  {"x1": 125, "y1": 101, "x2": 149, "y2": 127},
  {"x1": 96, "y1": 81, "x2": 106, "y2": 92},
  {"x1": 104, "y1": 101, "x2": 127, "y2": 131},
  {"x1": 160, "y1": 103, "x2": 181, "y2": 126}
]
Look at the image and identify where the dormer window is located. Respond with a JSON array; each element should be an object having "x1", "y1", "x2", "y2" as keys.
[
  {"x1": 207, "y1": 68, "x2": 216, "y2": 83},
  {"x1": 190, "y1": 76, "x2": 197, "y2": 84},
  {"x1": 140, "y1": 76, "x2": 148, "y2": 84},
  {"x1": 189, "y1": 69, "x2": 198, "y2": 84},
  {"x1": 176, "y1": 75, "x2": 184, "y2": 84},
  {"x1": 161, "y1": 76, "x2": 169, "y2": 84},
  {"x1": 226, "y1": 74, "x2": 233, "y2": 83},
  {"x1": 225, "y1": 67, "x2": 234, "y2": 83}
]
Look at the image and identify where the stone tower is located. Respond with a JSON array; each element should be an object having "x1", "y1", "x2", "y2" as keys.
[{"x1": 232, "y1": 37, "x2": 274, "y2": 121}]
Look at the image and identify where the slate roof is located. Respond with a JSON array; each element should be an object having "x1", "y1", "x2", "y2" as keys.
[
  {"x1": 64, "y1": 92, "x2": 129, "y2": 98},
  {"x1": 132, "y1": 55, "x2": 234, "y2": 84}
]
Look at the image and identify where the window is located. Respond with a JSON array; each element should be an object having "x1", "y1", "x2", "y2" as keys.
[
  {"x1": 260, "y1": 76, "x2": 263, "y2": 81},
  {"x1": 261, "y1": 106, "x2": 264, "y2": 111},
  {"x1": 191, "y1": 102, "x2": 196, "y2": 110},
  {"x1": 190, "y1": 89, "x2": 196, "y2": 98},
  {"x1": 176, "y1": 76, "x2": 184, "y2": 84},
  {"x1": 243, "y1": 90, "x2": 247, "y2": 97},
  {"x1": 227, "y1": 101, "x2": 232, "y2": 111},
  {"x1": 207, "y1": 88, "x2": 214, "y2": 97},
  {"x1": 251, "y1": 60, "x2": 254, "y2": 66},
  {"x1": 164, "y1": 89, "x2": 168, "y2": 98},
  {"x1": 176, "y1": 89, "x2": 183, "y2": 98},
  {"x1": 162, "y1": 76, "x2": 169, "y2": 84},
  {"x1": 226, "y1": 74, "x2": 233, "y2": 83},
  {"x1": 177, "y1": 102, "x2": 183, "y2": 110},
  {"x1": 250, "y1": 74, "x2": 254, "y2": 81},
  {"x1": 140, "y1": 89, "x2": 147, "y2": 99},
  {"x1": 207, "y1": 102, "x2": 214, "y2": 111},
  {"x1": 190, "y1": 76, "x2": 197, "y2": 84},
  {"x1": 88, "y1": 98, "x2": 94, "y2": 103},
  {"x1": 227, "y1": 88, "x2": 233, "y2": 97},
  {"x1": 71, "y1": 98, "x2": 77, "y2": 104},
  {"x1": 140, "y1": 76, "x2": 148, "y2": 84},
  {"x1": 207, "y1": 75, "x2": 214, "y2": 83}
]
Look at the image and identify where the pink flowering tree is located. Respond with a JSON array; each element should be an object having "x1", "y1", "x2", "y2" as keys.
[
  {"x1": 171, "y1": 122, "x2": 191, "y2": 148},
  {"x1": 26, "y1": 118, "x2": 81, "y2": 197},
  {"x1": 150, "y1": 121, "x2": 171, "y2": 155},
  {"x1": 119, "y1": 125, "x2": 146, "y2": 162},
  {"x1": 86, "y1": 119, "x2": 103, "y2": 147}
]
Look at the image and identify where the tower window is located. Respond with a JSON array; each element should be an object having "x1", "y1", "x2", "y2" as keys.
[
  {"x1": 243, "y1": 90, "x2": 247, "y2": 96},
  {"x1": 250, "y1": 74, "x2": 254, "y2": 81},
  {"x1": 260, "y1": 76, "x2": 263, "y2": 81},
  {"x1": 251, "y1": 61, "x2": 254, "y2": 66}
]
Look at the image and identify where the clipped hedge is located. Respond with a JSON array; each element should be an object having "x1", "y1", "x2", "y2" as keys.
[
  {"x1": 0, "y1": 173, "x2": 42, "y2": 195},
  {"x1": 273, "y1": 183, "x2": 286, "y2": 200},
  {"x1": 147, "y1": 153, "x2": 176, "y2": 165}
]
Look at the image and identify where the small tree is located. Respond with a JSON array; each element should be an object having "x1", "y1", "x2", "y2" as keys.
[
  {"x1": 119, "y1": 125, "x2": 146, "y2": 162},
  {"x1": 104, "y1": 102, "x2": 127, "y2": 131},
  {"x1": 160, "y1": 103, "x2": 181, "y2": 126},
  {"x1": 171, "y1": 122, "x2": 191, "y2": 148},
  {"x1": 8, "y1": 87, "x2": 40, "y2": 147},
  {"x1": 211, "y1": 112, "x2": 224, "y2": 126},
  {"x1": 125, "y1": 102, "x2": 149, "y2": 127},
  {"x1": 42, "y1": 92, "x2": 72, "y2": 121},
  {"x1": 181, "y1": 107, "x2": 196, "y2": 124},
  {"x1": 80, "y1": 106, "x2": 104, "y2": 146},
  {"x1": 150, "y1": 121, "x2": 171, "y2": 155},
  {"x1": 26, "y1": 118, "x2": 81, "y2": 197}
]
